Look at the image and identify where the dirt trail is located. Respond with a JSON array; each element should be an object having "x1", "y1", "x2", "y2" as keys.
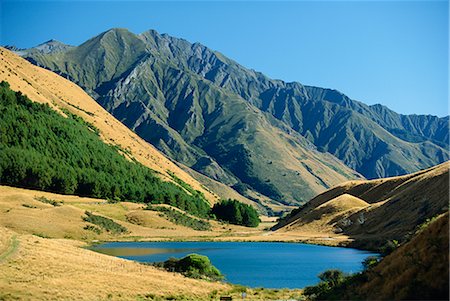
[{"x1": 0, "y1": 229, "x2": 18, "y2": 262}]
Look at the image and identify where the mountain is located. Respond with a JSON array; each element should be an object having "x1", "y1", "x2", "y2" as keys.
[
  {"x1": 273, "y1": 161, "x2": 449, "y2": 250},
  {"x1": 23, "y1": 28, "x2": 449, "y2": 205},
  {"x1": 23, "y1": 28, "x2": 360, "y2": 207}
]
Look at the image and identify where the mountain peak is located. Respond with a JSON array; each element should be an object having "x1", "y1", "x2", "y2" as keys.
[
  {"x1": 32, "y1": 39, "x2": 73, "y2": 54},
  {"x1": 103, "y1": 27, "x2": 132, "y2": 35}
]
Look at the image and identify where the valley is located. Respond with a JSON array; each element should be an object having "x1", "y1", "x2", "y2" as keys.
[{"x1": 0, "y1": 20, "x2": 448, "y2": 301}]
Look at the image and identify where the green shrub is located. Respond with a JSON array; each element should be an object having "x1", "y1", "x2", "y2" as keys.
[
  {"x1": 380, "y1": 239, "x2": 399, "y2": 255},
  {"x1": 154, "y1": 253, "x2": 224, "y2": 281},
  {"x1": 147, "y1": 206, "x2": 211, "y2": 231},
  {"x1": 303, "y1": 269, "x2": 346, "y2": 300},
  {"x1": 83, "y1": 224, "x2": 102, "y2": 234},
  {"x1": 318, "y1": 269, "x2": 345, "y2": 287},
  {"x1": 83, "y1": 211, "x2": 127, "y2": 234},
  {"x1": 362, "y1": 256, "x2": 380, "y2": 270},
  {"x1": 34, "y1": 196, "x2": 63, "y2": 206},
  {"x1": 211, "y1": 199, "x2": 260, "y2": 227}
]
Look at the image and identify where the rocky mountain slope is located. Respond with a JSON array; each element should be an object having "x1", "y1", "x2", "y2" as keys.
[
  {"x1": 22, "y1": 28, "x2": 449, "y2": 205},
  {"x1": 273, "y1": 161, "x2": 449, "y2": 250},
  {"x1": 23, "y1": 28, "x2": 360, "y2": 206}
]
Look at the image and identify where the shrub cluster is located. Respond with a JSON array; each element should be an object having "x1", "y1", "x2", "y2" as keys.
[
  {"x1": 147, "y1": 205, "x2": 211, "y2": 231},
  {"x1": 82, "y1": 211, "x2": 127, "y2": 234},
  {"x1": 211, "y1": 199, "x2": 260, "y2": 227},
  {"x1": 303, "y1": 269, "x2": 347, "y2": 300},
  {"x1": 34, "y1": 196, "x2": 63, "y2": 207},
  {"x1": 154, "y1": 253, "x2": 224, "y2": 281}
]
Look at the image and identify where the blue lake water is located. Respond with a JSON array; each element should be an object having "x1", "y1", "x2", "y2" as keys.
[{"x1": 91, "y1": 241, "x2": 377, "y2": 289}]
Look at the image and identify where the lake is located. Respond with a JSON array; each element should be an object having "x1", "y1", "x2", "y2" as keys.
[{"x1": 91, "y1": 241, "x2": 377, "y2": 289}]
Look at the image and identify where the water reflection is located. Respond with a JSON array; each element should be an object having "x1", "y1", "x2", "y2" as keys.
[
  {"x1": 90, "y1": 241, "x2": 378, "y2": 288},
  {"x1": 92, "y1": 247, "x2": 206, "y2": 257}
]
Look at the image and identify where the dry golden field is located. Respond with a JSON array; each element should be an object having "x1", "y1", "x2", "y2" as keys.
[
  {"x1": 0, "y1": 226, "x2": 230, "y2": 301},
  {"x1": 0, "y1": 185, "x2": 308, "y2": 300}
]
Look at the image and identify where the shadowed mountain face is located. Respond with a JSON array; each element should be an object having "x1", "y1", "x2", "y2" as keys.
[{"x1": 23, "y1": 28, "x2": 448, "y2": 205}]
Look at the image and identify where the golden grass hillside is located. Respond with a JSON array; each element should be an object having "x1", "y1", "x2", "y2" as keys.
[
  {"x1": 274, "y1": 161, "x2": 450, "y2": 250},
  {"x1": 0, "y1": 226, "x2": 230, "y2": 301},
  {"x1": 0, "y1": 185, "x2": 305, "y2": 300},
  {"x1": 335, "y1": 212, "x2": 449, "y2": 300},
  {"x1": 0, "y1": 185, "x2": 269, "y2": 242},
  {"x1": 0, "y1": 47, "x2": 219, "y2": 204}
]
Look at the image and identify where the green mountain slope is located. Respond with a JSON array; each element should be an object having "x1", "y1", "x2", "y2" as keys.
[
  {"x1": 134, "y1": 28, "x2": 450, "y2": 178},
  {"x1": 0, "y1": 80, "x2": 210, "y2": 217},
  {"x1": 23, "y1": 28, "x2": 448, "y2": 204}
]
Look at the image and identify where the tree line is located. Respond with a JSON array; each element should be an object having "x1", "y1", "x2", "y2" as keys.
[
  {"x1": 0, "y1": 81, "x2": 260, "y2": 226},
  {"x1": 0, "y1": 81, "x2": 210, "y2": 217}
]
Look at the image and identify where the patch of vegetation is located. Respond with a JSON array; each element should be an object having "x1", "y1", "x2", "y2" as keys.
[
  {"x1": 137, "y1": 293, "x2": 199, "y2": 301},
  {"x1": 61, "y1": 108, "x2": 100, "y2": 136},
  {"x1": 211, "y1": 199, "x2": 260, "y2": 227},
  {"x1": 0, "y1": 235, "x2": 18, "y2": 261},
  {"x1": 380, "y1": 239, "x2": 399, "y2": 256},
  {"x1": 416, "y1": 215, "x2": 440, "y2": 234},
  {"x1": 83, "y1": 224, "x2": 102, "y2": 234},
  {"x1": 0, "y1": 81, "x2": 209, "y2": 217},
  {"x1": 22, "y1": 203, "x2": 37, "y2": 208},
  {"x1": 34, "y1": 196, "x2": 63, "y2": 207},
  {"x1": 82, "y1": 211, "x2": 127, "y2": 234},
  {"x1": 153, "y1": 253, "x2": 224, "y2": 281},
  {"x1": 362, "y1": 256, "x2": 380, "y2": 270},
  {"x1": 65, "y1": 102, "x2": 95, "y2": 116},
  {"x1": 146, "y1": 205, "x2": 211, "y2": 231},
  {"x1": 303, "y1": 269, "x2": 348, "y2": 300},
  {"x1": 33, "y1": 232, "x2": 50, "y2": 238}
]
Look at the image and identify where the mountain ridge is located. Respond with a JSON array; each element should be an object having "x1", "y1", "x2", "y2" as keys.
[{"x1": 22, "y1": 28, "x2": 448, "y2": 206}]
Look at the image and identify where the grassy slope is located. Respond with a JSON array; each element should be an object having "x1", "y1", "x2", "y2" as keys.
[
  {"x1": 274, "y1": 161, "x2": 449, "y2": 250},
  {"x1": 0, "y1": 226, "x2": 229, "y2": 301},
  {"x1": 0, "y1": 185, "x2": 304, "y2": 300},
  {"x1": 334, "y1": 213, "x2": 449, "y2": 300},
  {"x1": 0, "y1": 185, "x2": 268, "y2": 241},
  {"x1": 0, "y1": 47, "x2": 218, "y2": 204}
]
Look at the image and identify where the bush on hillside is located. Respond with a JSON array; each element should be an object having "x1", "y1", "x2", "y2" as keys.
[
  {"x1": 154, "y1": 253, "x2": 224, "y2": 281},
  {"x1": 211, "y1": 199, "x2": 260, "y2": 227},
  {"x1": 146, "y1": 205, "x2": 211, "y2": 231},
  {"x1": 303, "y1": 269, "x2": 348, "y2": 300},
  {"x1": 83, "y1": 211, "x2": 127, "y2": 234}
]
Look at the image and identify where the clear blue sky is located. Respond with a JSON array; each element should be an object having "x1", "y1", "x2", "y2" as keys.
[{"x1": 1, "y1": 0, "x2": 448, "y2": 117}]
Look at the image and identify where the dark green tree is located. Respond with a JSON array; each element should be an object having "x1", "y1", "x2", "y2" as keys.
[{"x1": 211, "y1": 199, "x2": 260, "y2": 227}]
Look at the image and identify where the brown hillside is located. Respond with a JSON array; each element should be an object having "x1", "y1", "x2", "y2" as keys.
[
  {"x1": 338, "y1": 212, "x2": 449, "y2": 300},
  {"x1": 0, "y1": 185, "x2": 266, "y2": 241},
  {"x1": 0, "y1": 185, "x2": 304, "y2": 300},
  {"x1": 0, "y1": 47, "x2": 220, "y2": 203},
  {"x1": 274, "y1": 162, "x2": 450, "y2": 250},
  {"x1": 0, "y1": 226, "x2": 229, "y2": 300}
]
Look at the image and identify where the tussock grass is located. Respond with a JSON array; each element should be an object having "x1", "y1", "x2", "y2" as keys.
[{"x1": 0, "y1": 227, "x2": 229, "y2": 300}]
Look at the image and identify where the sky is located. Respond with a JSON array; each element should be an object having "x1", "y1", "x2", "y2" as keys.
[{"x1": 1, "y1": 0, "x2": 448, "y2": 117}]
